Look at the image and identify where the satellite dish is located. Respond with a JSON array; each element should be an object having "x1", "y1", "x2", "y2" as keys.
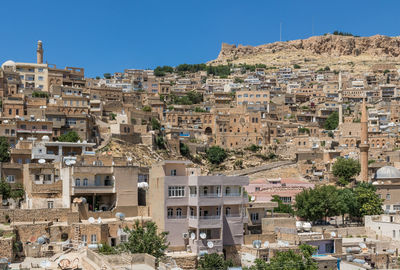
[
  {"x1": 115, "y1": 212, "x2": 125, "y2": 220},
  {"x1": 37, "y1": 237, "x2": 46, "y2": 244},
  {"x1": 19, "y1": 137, "x2": 23, "y2": 141},
  {"x1": 88, "y1": 217, "x2": 95, "y2": 224},
  {"x1": 200, "y1": 233, "x2": 207, "y2": 239},
  {"x1": 38, "y1": 159, "x2": 46, "y2": 164},
  {"x1": 69, "y1": 160, "x2": 76, "y2": 165},
  {"x1": 331, "y1": 232, "x2": 337, "y2": 237},
  {"x1": 207, "y1": 241, "x2": 214, "y2": 249},
  {"x1": 127, "y1": 157, "x2": 132, "y2": 162},
  {"x1": 253, "y1": 240, "x2": 261, "y2": 249},
  {"x1": 250, "y1": 196, "x2": 256, "y2": 201},
  {"x1": 263, "y1": 241, "x2": 269, "y2": 248},
  {"x1": 65, "y1": 160, "x2": 71, "y2": 166},
  {"x1": 190, "y1": 233, "x2": 196, "y2": 240},
  {"x1": 97, "y1": 217, "x2": 102, "y2": 224},
  {"x1": 359, "y1": 243, "x2": 367, "y2": 249}
]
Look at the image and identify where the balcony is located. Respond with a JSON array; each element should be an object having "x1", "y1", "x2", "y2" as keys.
[
  {"x1": 73, "y1": 184, "x2": 115, "y2": 194},
  {"x1": 189, "y1": 239, "x2": 223, "y2": 254},
  {"x1": 188, "y1": 215, "x2": 222, "y2": 228},
  {"x1": 199, "y1": 193, "x2": 221, "y2": 198}
]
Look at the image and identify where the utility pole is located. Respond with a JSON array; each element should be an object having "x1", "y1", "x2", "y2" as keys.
[{"x1": 280, "y1": 22, "x2": 282, "y2": 42}]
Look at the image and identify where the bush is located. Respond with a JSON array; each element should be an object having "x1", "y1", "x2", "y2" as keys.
[
  {"x1": 206, "y1": 146, "x2": 227, "y2": 164},
  {"x1": 58, "y1": 131, "x2": 80, "y2": 142},
  {"x1": 142, "y1": 105, "x2": 152, "y2": 112},
  {"x1": 180, "y1": 143, "x2": 190, "y2": 157},
  {"x1": 0, "y1": 137, "x2": 10, "y2": 162},
  {"x1": 293, "y1": 64, "x2": 301, "y2": 69},
  {"x1": 246, "y1": 144, "x2": 261, "y2": 152},
  {"x1": 151, "y1": 118, "x2": 161, "y2": 130},
  {"x1": 98, "y1": 242, "x2": 119, "y2": 254},
  {"x1": 32, "y1": 91, "x2": 49, "y2": 98},
  {"x1": 324, "y1": 111, "x2": 339, "y2": 130}
]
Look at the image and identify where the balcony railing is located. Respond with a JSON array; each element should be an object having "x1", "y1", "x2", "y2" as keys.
[
  {"x1": 199, "y1": 193, "x2": 221, "y2": 198},
  {"x1": 224, "y1": 193, "x2": 241, "y2": 197},
  {"x1": 225, "y1": 214, "x2": 241, "y2": 218},
  {"x1": 167, "y1": 215, "x2": 187, "y2": 219},
  {"x1": 199, "y1": 215, "x2": 221, "y2": 220}
]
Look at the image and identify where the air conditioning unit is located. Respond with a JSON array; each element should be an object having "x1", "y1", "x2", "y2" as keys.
[{"x1": 182, "y1": 233, "x2": 189, "y2": 239}]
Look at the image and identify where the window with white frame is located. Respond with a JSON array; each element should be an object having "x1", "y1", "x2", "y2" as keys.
[
  {"x1": 81, "y1": 235, "x2": 87, "y2": 246},
  {"x1": 75, "y1": 178, "x2": 81, "y2": 186},
  {"x1": 394, "y1": 205, "x2": 400, "y2": 211},
  {"x1": 6, "y1": 175, "x2": 15, "y2": 183},
  {"x1": 168, "y1": 186, "x2": 185, "y2": 197},
  {"x1": 120, "y1": 234, "x2": 127, "y2": 242},
  {"x1": 167, "y1": 208, "x2": 173, "y2": 218},
  {"x1": 176, "y1": 208, "x2": 182, "y2": 217},
  {"x1": 280, "y1": 196, "x2": 292, "y2": 203},
  {"x1": 47, "y1": 201, "x2": 54, "y2": 209},
  {"x1": 91, "y1": 234, "x2": 97, "y2": 243},
  {"x1": 170, "y1": 169, "x2": 177, "y2": 176}
]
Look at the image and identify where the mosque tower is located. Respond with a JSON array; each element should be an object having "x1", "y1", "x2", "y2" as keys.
[
  {"x1": 36, "y1": 40, "x2": 43, "y2": 64},
  {"x1": 359, "y1": 98, "x2": 369, "y2": 182},
  {"x1": 338, "y1": 72, "x2": 343, "y2": 126}
]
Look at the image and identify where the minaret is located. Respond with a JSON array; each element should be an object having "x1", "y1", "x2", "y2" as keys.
[
  {"x1": 359, "y1": 98, "x2": 369, "y2": 182},
  {"x1": 36, "y1": 40, "x2": 43, "y2": 64},
  {"x1": 338, "y1": 71, "x2": 343, "y2": 126}
]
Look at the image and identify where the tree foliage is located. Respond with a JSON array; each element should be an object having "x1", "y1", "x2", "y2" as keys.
[
  {"x1": 120, "y1": 221, "x2": 169, "y2": 260},
  {"x1": 176, "y1": 63, "x2": 207, "y2": 73},
  {"x1": 58, "y1": 131, "x2": 80, "y2": 142},
  {"x1": 142, "y1": 105, "x2": 152, "y2": 112},
  {"x1": 32, "y1": 91, "x2": 49, "y2": 98},
  {"x1": 169, "y1": 91, "x2": 203, "y2": 105},
  {"x1": 206, "y1": 146, "x2": 227, "y2": 164},
  {"x1": 247, "y1": 244, "x2": 318, "y2": 270},
  {"x1": 295, "y1": 184, "x2": 383, "y2": 222},
  {"x1": 151, "y1": 118, "x2": 161, "y2": 131},
  {"x1": 198, "y1": 253, "x2": 233, "y2": 270},
  {"x1": 154, "y1": 66, "x2": 174, "y2": 76},
  {"x1": 271, "y1": 195, "x2": 294, "y2": 215},
  {"x1": 0, "y1": 137, "x2": 10, "y2": 162},
  {"x1": 324, "y1": 111, "x2": 339, "y2": 130},
  {"x1": 180, "y1": 143, "x2": 190, "y2": 158},
  {"x1": 332, "y1": 158, "x2": 361, "y2": 186}
]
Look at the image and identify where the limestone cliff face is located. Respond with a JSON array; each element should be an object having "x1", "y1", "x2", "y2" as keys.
[{"x1": 214, "y1": 35, "x2": 400, "y2": 63}]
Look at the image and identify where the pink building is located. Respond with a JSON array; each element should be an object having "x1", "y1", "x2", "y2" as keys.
[{"x1": 245, "y1": 178, "x2": 314, "y2": 204}]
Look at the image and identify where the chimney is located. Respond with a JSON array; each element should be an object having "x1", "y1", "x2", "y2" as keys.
[{"x1": 36, "y1": 40, "x2": 43, "y2": 64}]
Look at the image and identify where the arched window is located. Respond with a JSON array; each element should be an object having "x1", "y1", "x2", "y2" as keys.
[
  {"x1": 75, "y1": 178, "x2": 80, "y2": 186},
  {"x1": 83, "y1": 178, "x2": 88, "y2": 186},
  {"x1": 176, "y1": 208, "x2": 182, "y2": 217},
  {"x1": 203, "y1": 187, "x2": 208, "y2": 196},
  {"x1": 225, "y1": 207, "x2": 231, "y2": 216},
  {"x1": 167, "y1": 208, "x2": 173, "y2": 218}
]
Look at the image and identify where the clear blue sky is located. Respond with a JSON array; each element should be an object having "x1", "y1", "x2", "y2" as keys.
[{"x1": 1, "y1": 0, "x2": 398, "y2": 77}]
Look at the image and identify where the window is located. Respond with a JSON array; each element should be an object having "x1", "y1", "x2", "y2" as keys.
[
  {"x1": 393, "y1": 230, "x2": 396, "y2": 238},
  {"x1": 38, "y1": 76, "x2": 43, "y2": 81},
  {"x1": 225, "y1": 187, "x2": 231, "y2": 195},
  {"x1": 250, "y1": 213, "x2": 259, "y2": 222},
  {"x1": 38, "y1": 68, "x2": 44, "y2": 72},
  {"x1": 6, "y1": 175, "x2": 15, "y2": 183},
  {"x1": 75, "y1": 178, "x2": 81, "y2": 186},
  {"x1": 255, "y1": 187, "x2": 261, "y2": 191},
  {"x1": 83, "y1": 178, "x2": 88, "y2": 186},
  {"x1": 120, "y1": 235, "x2": 127, "y2": 242},
  {"x1": 170, "y1": 169, "x2": 177, "y2": 176},
  {"x1": 168, "y1": 186, "x2": 185, "y2": 197},
  {"x1": 394, "y1": 205, "x2": 400, "y2": 211},
  {"x1": 167, "y1": 208, "x2": 173, "y2": 218},
  {"x1": 91, "y1": 234, "x2": 97, "y2": 244},
  {"x1": 138, "y1": 174, "x2": 148, "y2": 183},
  {"x1": 176, "y1": 208, "x2": 182, "y2": 217},
  {"x1": 48, "y1": 201, "x2": 54, "y2": 209},
  {"x1": 386, "y1": 194, "x2": 391, "y2": 200},
  {"x1": 225, "y1": 207, "x2": 231, "y2": 216},
  {"x1": 190, "y1": 207, "x2": 194, "y2": 216},
  {"x1": 280, "y1": 196, "x2": 292, "y2": 203},
  {"x1": 81, "y1": 235, "x2": 87, "y2": 246},
  {"x1": 216, "y1": 207, "x2": 220, "y2": 216}
]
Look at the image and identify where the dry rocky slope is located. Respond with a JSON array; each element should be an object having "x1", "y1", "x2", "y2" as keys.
[{"x1": 210, "y1": 34, "x2": 400, "y2": 71}]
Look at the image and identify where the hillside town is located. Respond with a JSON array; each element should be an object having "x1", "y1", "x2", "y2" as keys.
[{"x1": 1, "y1": 38, "x2": 400, "y2": 269}]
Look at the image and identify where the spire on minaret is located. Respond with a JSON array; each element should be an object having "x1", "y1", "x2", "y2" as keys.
[
  {"x1": 338, "y1": 71, "x2": 343, "y2": 126},
  {"x1": 359, "y1": 98, "x2": 369, "y2": 182}
]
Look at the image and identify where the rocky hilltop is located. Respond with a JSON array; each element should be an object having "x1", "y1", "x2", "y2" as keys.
[{"x1": 211, "y1": 34, "x2": 400, "y2": 70}]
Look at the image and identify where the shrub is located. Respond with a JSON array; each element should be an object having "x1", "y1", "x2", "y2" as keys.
[{"x1": 206, "y1": 146, "x2": 227, "y2": 164}]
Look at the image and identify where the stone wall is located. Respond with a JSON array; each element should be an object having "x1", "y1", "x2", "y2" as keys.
[
  {"x1": 243, "y1": 233, "x2": 276, "y2": 245},
  {"x1": 171, "y1": 254, "x2": 197, "y2": 270},
  {"x1": 0, "y1": 237, "x2": 14, "y2": 262},
  {"x1": 15, "y1": 222, "x2": 51, "y2": 242},
  {"x1": 0, "y1": 208, "x2": 79, "y2": 223}
]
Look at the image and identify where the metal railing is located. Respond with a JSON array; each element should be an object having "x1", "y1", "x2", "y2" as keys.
[{"x1": 199, "y1": 193, "x2": 221, "y2": 198}]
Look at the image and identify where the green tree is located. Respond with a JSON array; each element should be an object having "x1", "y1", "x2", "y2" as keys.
[
  {"x1": 198, "y1": 253, "x2": 233, "y2": 270},
  {"x1": 0, "y1": 179, "x2": 11, "y2": 199},
  {"x1": 98, "y1": 242, "x2": 119, "y2": 254},
  {"x1": 151, "y1": 118, "x2": 161, "y2": 130},
  {"x1": 120, "y1": 221, "x2": 169, "y2": 260},
  {"x1": 103, "y1": 73, "x2": 112, "y2": 79},
  {"x1": 271, "y1": 195, "x2": 294, "y2": 215},
  {"x1": 249, "y1": 244, "x2": 318, "y2": 270},
  {"x1": 293, "y1": 64, "x2": 301, "y2": 69},
  {"x1": 352, "y1": 183, "x2": 383, "y2": 217},
  {"x1": 58, "y1": 131, "x2": 80, "y2": 142},
  {"x1": 0, "y1": 137, "x2": 10, "y2": 162},
  {"x1": 142, "y1": 105, "x2": 152, "y2": 112},
  {"x1": 337, "y1": 188, "x2": 356, "y2": 224},
  {"x1": 155, "y1": 135, "x2": 165, "y2": 149},
  {"x1": 206, "y1": 146, "x2": 227, "y2": 165},
  {"x1": 324, "y1": 111, "x2": 339, "y2": 130},
  {"x1": 295, "y1": 185, "x2": 342, "y2": 222},
  {"x1": 332, "y1": 158, "x2": 361, "y2": 186},
  {"x1": 180, "y1": 143, "x2": 190, "y2": 158}
]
